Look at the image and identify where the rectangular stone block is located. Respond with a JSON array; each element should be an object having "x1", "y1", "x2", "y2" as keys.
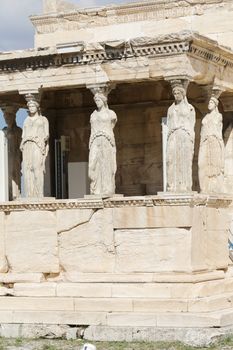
[
  {"x1": 157, "y1": 313, "x2": 221, "y2": 328},
  {"x1": 114, "y1": 228, "x2": 191, "y2": 273},
  {"x1": 206, "y1": 207, "x2": 228, "y2": 231},
  {"x1": 0, "y1": 311, "x2": 13, "y2": 323},
  {"x1": 0, "y1": 212, "x2": 7, "y2": 272},
  {"x1": 191, "y1": 279, "x2": 226, "y2": 298},
  {"x1": 152, "y1": 270, "x2": 224, "y2": 283},
  {"x1": 0, "y1": 273, "x2": 44, "y2": 283},
  {"x1": 13, "y1": 283, "x2": 56, "y2": 297},
  {"x1": 56, "y1": 209, "x2": 94, "y2": 233},
  {"x1": 206, "y1": 230, "x2": 229, "y2": 270},
  {"x1": 59, "y1": 209, "x2": 115, "y2": 273},
  {"x1": 107, "y1": 313, "x2": 157, "y2": 327},
  {"x1": 57, "y1": 283, "x2": 112, "y2": 297},
  {"x1": 65, "y1": 272, "x2": 154, "y2": 283},
  {"x1": 192, "y1": 10, "x2": 233, "y2": 36},
  {"x1": 112, "y1": 283, "x2": 171, "y2": 298},
  {"x1": 191, "y1": 206, "x2": 229, "y2": 272},
  {"x1": 133, "y1": 299, "x2": 188, "y2": 312},
  {"x1": 13, "y1": 311, "x2": 107, "y2": 325},
  {"x1": 113, "y1": 206, "x2": 193, "y2": 229},
  {"x1": 220, "y1": 309, "x2": 233, "y2": 327},
  {"x1": 188, "y1": 294, "x2": 232, "y2": 313},
  {"x1": 0, "y1": 297, "x2": 74, "y2": 311},
  {"x1": 74, "y1": 298, "x2": 133, "y2": 312},
  {"x1": 5, "y1": 211, "x2": 59, "y2": 273}
]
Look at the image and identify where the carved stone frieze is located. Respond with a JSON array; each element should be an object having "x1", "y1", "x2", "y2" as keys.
[
  {"x1": 189, "y1": 44, "x2": 233, "y2": 68},
  {"x1": 0, "y1": 199, "x2": 104, "y2": 212},
  {"x1": 0, "y1": 194, "x2": 231, "y2": 212},
  {"x1": 31, "y1": 0, "x2": 229, "y2": 33}
]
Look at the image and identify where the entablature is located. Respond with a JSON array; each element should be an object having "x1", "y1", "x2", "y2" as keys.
[{"x1": 0, "y1": 31, "x2": 233, "y2": 94}]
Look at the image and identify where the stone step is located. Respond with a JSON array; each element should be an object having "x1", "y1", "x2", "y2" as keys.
[
  {"x1": 12, "y1": 278, "x2": 233, "y2": 299},
  {"x1": 0, "y1": 293, "x2": 233, "y2": 313},
  {"x1": 63, "y1": 270, "x2": 224, "y2": 283},
  {"x1": 0, "y1": 309, "x2": 232, "y2": 328}
]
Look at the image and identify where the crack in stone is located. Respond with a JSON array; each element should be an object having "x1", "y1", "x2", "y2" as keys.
[{"x1": 57, "y1": 209, "x2": 98, "y2": 235}]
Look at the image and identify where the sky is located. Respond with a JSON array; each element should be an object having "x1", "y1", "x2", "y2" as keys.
[{"x1": 0, "y1": 0, "x2": 132, "y2": 129}]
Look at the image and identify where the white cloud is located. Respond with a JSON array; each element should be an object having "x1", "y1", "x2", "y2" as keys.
[
  {"x1": 0, "y1": 0, "x2": 133, "y2": 51},
  {"x1": 0, "y1": 0, "x2": 42, "y2": 51}
]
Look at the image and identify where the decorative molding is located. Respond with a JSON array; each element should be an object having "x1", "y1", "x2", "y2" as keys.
[
  {"x1": 0, "y1": 34, "x2": 191, "y2": 72},
  {"x1": 0, "y1": 194, "x2": 231, "y2": 212},
  {"x1": 0, "y1": 200, "x2": 104, "y2": 212},
  {"x1": 30, "y1": 0, "x2": 228, "y2": 33},
  {"x1": 189, "y1": 44, "x2": 233, "y2": 69},
  {"x1": 0, "y1": 32, "x2": 220, "y2": 71}
]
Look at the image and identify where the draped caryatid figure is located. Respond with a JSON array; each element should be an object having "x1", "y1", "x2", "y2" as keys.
[
  {"x1": 198, "y1": 95, "x2": 224, "y2": 193},
  {"x1": 2, "y1": 106, "x2": 22, "y2": 200},
  {"x1": 88, "y1": 91, "x2": 117, "y2": 196},
  {"x1": 166, "y1": 80, "x2": 196, "y2": 192},
  {"x1": 20, "y1": 95, "x2": 49, "y2": 198}
]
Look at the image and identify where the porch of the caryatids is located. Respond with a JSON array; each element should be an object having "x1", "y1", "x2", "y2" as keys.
[
  {"x1": 20, "y1": 92, "x2": 49, "y2": 199},
  {"x1": 87, "y1": 83, "x2": 117, "y2": 197},
  {"x1": 2, "y1": 105, "x2": 22, "y2": 200},
  {"x1": 166, "y1": 78, "x2": 196, "y2": 193}
]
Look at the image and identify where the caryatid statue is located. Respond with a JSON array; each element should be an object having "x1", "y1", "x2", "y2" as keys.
[
  {"x1": 2, "y1": 105, "x2": 22, "y2": 200},
  {"x1": 88, "y1": 86, "x2": 117, "y2": 196},
  {"x1": 20, "y1": 94, "x2": 49, "y2": 198},
  {"x1": 166, "y1": 79, "x2": 196, "y2": 192},
  {"x1": 198, "y1": 94, "x2": 224, "y2": 193}
]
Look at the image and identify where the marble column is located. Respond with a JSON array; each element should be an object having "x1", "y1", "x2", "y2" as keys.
[
  {"x1": 20, "y1": 93, "x2": 49, "y2": 198},
  {"x1": 166, "y1": 78, "x2": 196, "y2": 193},
  {"x1": 87, "y1": 84, "x2": 117, "y2": 197},
  {"x1": 198, "y1": 88, "x2": 225, "y2": 193},
  {"x1": 2, "y1": 105, "x2": 22, "y2": 200}
]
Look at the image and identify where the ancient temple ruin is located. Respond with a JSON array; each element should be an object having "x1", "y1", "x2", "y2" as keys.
[{"x1": 0, "y1": 0, "x2": 233, "y2": 344}]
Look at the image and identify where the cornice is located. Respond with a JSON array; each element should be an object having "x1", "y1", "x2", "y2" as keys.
[
  {"x1": 1, "y1": 32, "x2": 233, "y2": 75},
  {"x1": 0, "y1": 194, "x2": 231, "y2": 212}
]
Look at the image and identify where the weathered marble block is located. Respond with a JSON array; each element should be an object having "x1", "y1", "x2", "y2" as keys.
[
  {"x1": 0, "y1": 212, "x2": 8, "y2": 273},
  {"x1": 58, "y1": 208, "x2": 115, "y2": 273},
  {"x1": 5, "y1": 211, "x2": 59, "y2": 273},
  {"x1": 114, "y1": 228, "x2": 191, "y2": 273}
]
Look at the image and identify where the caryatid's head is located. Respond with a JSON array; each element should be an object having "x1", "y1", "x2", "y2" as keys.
[
  {"x1": 94, "y1": 92, "x2": 108, "y2": 110},
  {"x1": 172, "y1": 85, "x2": 186, "y2": 103},
  {"x1": 27, "y1": 99, "x2": 40, "y2": 116},
  {"x1": 208, "y1": 96, "x2": 219, "y2": 112}
]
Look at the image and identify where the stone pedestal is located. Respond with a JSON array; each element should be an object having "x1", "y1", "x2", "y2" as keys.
[{"x1": 0, "y1": 194, "x2": 232, "y2": 345}]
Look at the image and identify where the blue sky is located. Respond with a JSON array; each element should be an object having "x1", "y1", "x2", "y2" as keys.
[{"x1": 0, "y1": 0, "x2": 130, "y2": 129}]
